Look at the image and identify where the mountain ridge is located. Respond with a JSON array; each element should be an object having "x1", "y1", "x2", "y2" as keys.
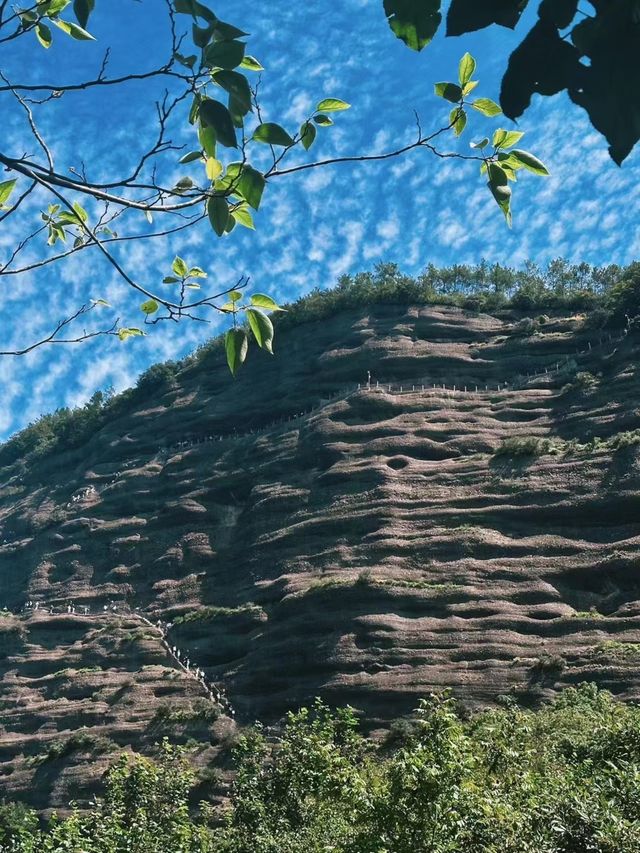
[{"x1": 1, "y1": 296, "x2": 640, "y2": 811}]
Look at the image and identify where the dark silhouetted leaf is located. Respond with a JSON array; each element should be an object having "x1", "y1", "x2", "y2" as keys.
[
  {"x1": 538, "y1": 0, "x2": 578, "y2": 29},
  {"x1": 237, "y1": 165, "x2": 265, "y2": 210},
  {"x1": 447, "y1": 0, "x2": 529, "y2": 35},
  {"x1": 199, "y1": 98, "x2": 238, "y2": 148},
  {"x1": 207, "y1": 196, "x2": 229, "y2": 236},
  {"x1": 212, "y1": 70, "x2": 252, "y2": 114},
  {"x1": 204, "y1": 39, "x2": 245, "y2": 70},
  {"x1": 383, "y1": 0, "x2": 442, "y2": 51},
  {"x1": 500, "y1": 19, "x2": 580, "y2": 120},
  {"x1": 73, "y1": 0, "x2": 94, "y2": 28}
]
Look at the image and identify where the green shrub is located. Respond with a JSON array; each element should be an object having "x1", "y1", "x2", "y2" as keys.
[
  {"x1": 135, "y1": 361, "x2": 179, "y2": 397},
  {"x1": 494, "y1": 436, "x2": 556, "y2": 457},
  {"x1": 4, "y1": 686, "x2": 640, "y2": 852},
  {"x1": 562, "y1": 370, "x2": 599, "y2": 394},
  {"x1": 171, "y1": 604, "x2": 263, "y2": 625}
]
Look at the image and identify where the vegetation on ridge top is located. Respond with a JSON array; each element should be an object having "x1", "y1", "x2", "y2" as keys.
[{"x1": 2, "y1": 258, "x2": 640, "y2": 470}]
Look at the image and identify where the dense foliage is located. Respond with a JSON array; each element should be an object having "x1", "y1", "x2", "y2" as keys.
[
  {"x1": 1, "y1": 685, "x2": 639, "y2": 852},
  {"x1": 1, "y1": 258, "x2": 639, "y2": 469}
]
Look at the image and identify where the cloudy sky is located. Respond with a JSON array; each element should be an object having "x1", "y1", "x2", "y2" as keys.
[{"x1": 0, "y1": 0, "x2": 638, "y2": 440}]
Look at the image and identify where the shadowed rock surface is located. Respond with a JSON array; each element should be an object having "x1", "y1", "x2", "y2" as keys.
[{"x1": 2, "y1": 303, "x2": 640, "y2": 810}]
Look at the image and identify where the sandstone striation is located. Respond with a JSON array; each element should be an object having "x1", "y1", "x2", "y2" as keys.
[{"x1": 1, "y1": 303, "x2": 640, "y2": 810}]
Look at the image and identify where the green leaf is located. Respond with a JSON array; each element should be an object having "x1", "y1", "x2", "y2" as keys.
[
  {"x1": 118, "y1": 327, "x2": 145, "y2": 341},
  {"x1": 487, "y1": 162, "x2": 512, "y2": 227},
  {"x1": 252, "y1": 123, "x2": 294, "y2": 147},
  {"x1": 383, "y1": 0, "x2": 442, "y2": 51},
  {"x1": 232, "y1": 204, "x2": 255, "y2": 229},
  {"x1": 450, "y1": 107, "x2": 467, "y2": 136},
  {"x1": 51, "y1": 17, "x2": 95, "y2": 40},
  {"x1": 314, "y1": 114, "x2": 333, "y2": 127},
  {"x1": 225, "y1": 328, "x2": 248, "y2": 376},
  {"x1": 246, "y1": 308, "x2": 274, "y2": 353},
  {"x1": 198, "y1": 125, "x2": 217, "y2": 157},
  {"x1": 41, "y1": 0, "x2": 71, "y2": 16},
  {"x1": 300, "y1": 121, "x2": 317, "y2": 151},
  {"x1": 172, "y1": 256, "x2": 188, "y2": 277},
  {"x1": 434, "y1": 81, "x2": 463, "y2": 103},
  {"x1": 174, "y1": 51, "x2": 197, "y2": 69},
  {"x1": 462, "y1": 80, "x2": 479, "y2": 96},
  {"x1": 497, "y1": 151, "x2": 523, "y2": 169},
  {"x1": 207, "y1": 196, "x2": 230, "y2": 236},
  {"x1": 179, "y1": 150, "x2": 203, "y2": 164},
  {"x1": 205, "y1": 157, "x2": 223, "y2": 181},
  {"x1": 250, "y1": 293, "x2": 285, "y2": 311},
  {"x1": 204, "y1": 39, "x2": 245, "y2": 70},
  {"x1": 174, "y1": 177, "x2": 194, "y2": 191},
  {"x1": 471, "y1": 97, "x2": 502, "y2": 117},
  {"x1": 493, "y1": 128, "x2": 507, "y2": 148},
  {"x1": 57, "y1": 211, "x2": 82, "y2": 225},
  {"x1": 316, "y1": 98, "x2": 351, "y2": 112},
  {"x1": 240, "y1": 54, "x2": 263, "y2": 71},
  {"x1": 188, "y1": 95, "x2": 200, "y2": 126},
  {"x1": 228, "y1": 290, "x2": 242, "y2": 302},
  {"x1": 91, "y1": 298, "x2": 110, "y2": 307},
  {"x1": 141, "y1": 299, "x2": 159, "y2": 315},
  {"x1": 493, "y1": 128, "x2": 525, "y2": 149},
  {"x1": 192, "y1": 22, "x2": 214, "y2": 48},
  {"x1": 214, "y1": 161, "x2": 242, "y2": 193},
  {"x1": 470, "y1": 137, "x2": 489, "y2": 149},
  {"x1": 237, "y1": 165, "x2": 265, "y2": 210},
  {"x1": 213, "y1": 20, "x2": 248, "y2": 40},
  {"x1": 163, "y1": 276, "x2": 180, "y2": 284},
  {"x1": 0, "y1": 179, "x2": 18, "y2": 206},
  {"x1": 199, "y1": 99, "x2": 237, "y2": 148},
  {"x1": 35, "y1": 22, "x2": 52, "y2": 48},
  {"x1": 458, "y1": 52, "x2": 476, "y2": 86},
  {"x1": 72, "y1": 200, "x2": 88, "y2": 222},
  {"x1": 73, "y1": 0, "x2": 94, "y2": 28},
  {"x1": 188, "y1": 266, "x2": 207, "y2": 278},
  {"x1": 212, "y1": 69, "x2": 252, "y2": 114},
  {"x1": 510, "y1": 149, "x2": 550, "y2": 175},
  {"x1": 488, "y1": 162, "x2": 508, "y2": 183},
  {"x1": 230, "y1": 94, "x2": 250, "y2": 128}
]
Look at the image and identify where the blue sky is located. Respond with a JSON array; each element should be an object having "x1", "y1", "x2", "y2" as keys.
[{"x1": 0, "y1": 0, "x2": 638, "y2": 441}]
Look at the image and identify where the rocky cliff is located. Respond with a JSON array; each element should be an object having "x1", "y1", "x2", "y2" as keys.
[{"x1": 2, "y1": 303, "x2": 640, "y2": 811}]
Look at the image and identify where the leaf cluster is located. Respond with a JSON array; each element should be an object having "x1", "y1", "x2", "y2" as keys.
[
  {"x1": 434, "y1": 53, "x2": 549, "y2": 226},
  {"x1": 384, "y1": 0, "x2": 640, "y2": 164}
]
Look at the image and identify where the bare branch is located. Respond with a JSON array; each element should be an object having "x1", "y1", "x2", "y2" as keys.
[{"x1": 0, "y1": 303, "x2": 118, "y2": 356}]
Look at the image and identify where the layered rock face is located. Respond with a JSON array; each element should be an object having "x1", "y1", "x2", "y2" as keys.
[{"x1": 2, "y1": 304, "x2": 640, "y2": 809}]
